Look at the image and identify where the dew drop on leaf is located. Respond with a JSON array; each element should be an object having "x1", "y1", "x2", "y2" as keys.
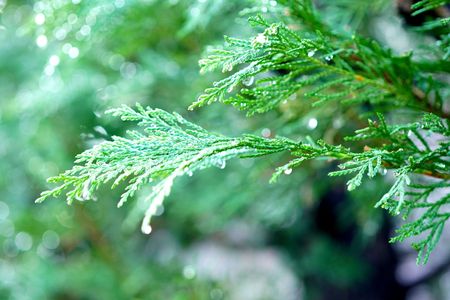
[
  {"x1": 284, "y1": 168, "x2": 292, "y2": 175},
  {"x1": 261, "y1": 128, "x2": 271, "y2": 138},
  {"x1": 253, "y1": 33, "x2": 269, "y2": 46},
  {"x1": 242, "y1": 76, "x2": 255, "y2": 86},
  {"x1": 142, "y1": 223, "x2": 152, "y2": 234},
  {"x1": 308, "y1": 118, "x2": 318, "y2": 129},
  {"x1": 219, "y1": 160, "x2": 226, "y2": 169},
  {"x1": 307, "y1": 50, "x2": 316, "y2": 57}
]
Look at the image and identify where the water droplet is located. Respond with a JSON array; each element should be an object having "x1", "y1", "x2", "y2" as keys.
[
  {"x1": 109, "y1": 54, "x2": 124, "y2": 70},
  {"x1": 49, "y1": 55, "x2": 60, "y2": 66},
  {"x1": 253, "y1": 33, "x2": 268, "y2": 46},
  {"x1": 93, "y1": 125, "x2": 107, "y2": 136},
  {"x1": 54, "y1": 27, "x2": 68, "y2": 40},
  {"x1": 35, "y1": 13, "x2": 45, "y2": 25},
  {"x1": 67, "y1": 13, "x2": 78, "y2": 25},
  {"x1": 15, "y1": 232, "x2": 32, "y2": 251},
  {"x1": 80, "y1": 25, "x2": 91, "y2": 36},
  {"x1": 284, "y1": 168, "x2": 293, "y2": 175},
  {"x1": 68, "y1": 47, "x2": 79, "y2": 59},
  {"x1": 261, "y1": 128, "x2": 271, "y2": 138},
  {"x1": 381, "y1": 168, "x2": 387, "y2": 175},
  {"x1": 183, "y1": 265, "x2": 196, "y2": 279},
  {"x1": 81, "y1": 179, "x2": 91, "y2": 200},
  {"x1": 325, "y1": 55, "x2": 333, "y2": 61},
  {"x1": 36, "y1": 35, "x2": 48, "y2": 48},
  {"x1": 307, "y1": 118, "x2": 318, "y2": 129},
  {"x1": 227, "y1": 85, "x2": 234, "y2": 93},
  {"x1": 307, "y1": 49, "x2": 316, "y2": 57},
  {"x1": 216, "y1": 159, "x2": 226, "y2": 169},
  {"x1": 62, "y1": 43, "x2": 72, "y2": 53},
  {"x1": 407, "y1": 130, "x2": 413, "y2": 137},
  {"x1": 120, "y1": 62, "x2": 137, "y2": 79},
  {"x1": 142, "y1": 223, "x2": 152, "y2": 234},
  {"x1": 333, "y1": 118, "x2": 343, "y2": 128},
  {"x1": 42, "y1": 231, "x2": 60, "y2": 250},
  {"x1": 242, "y1": 76, "x2": 255, "y2": 86}
]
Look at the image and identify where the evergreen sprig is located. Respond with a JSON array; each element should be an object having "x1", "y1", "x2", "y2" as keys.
[
  {"x1": 390, "y1": 181, "x2": 450, "y2": 264},
  {"x1": 39, "y1": 104, "x2": 450, "y2": 264},
  {"x1": 193, "y1": 15, "x2": 383, "y2": 114},
  {"x1": 37, "y1": 104, "x2": 305, "y2": 234},
  {"x1": 334, "y1": 114, "x2": 450, "y2": 263},
  {"x1": 40, "y1": 0, "x2": 450, "y2": 264},
  {"x1": 193, "y1": 12, "x2": 448, "y2": 120}
]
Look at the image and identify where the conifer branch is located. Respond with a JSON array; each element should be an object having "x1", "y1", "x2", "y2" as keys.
[
  {"x1": 38, "y1": 104, "x2": 449, "y2": 264},
  {"x1": 37, "y1": 104, "x2": 308, "y2": 234},
  {"x1": 192, "y1": 13, "x2": 444, "y2": 118},
  {"x1": 38, "y1": 0, "x2": 450, "y2": 264}
]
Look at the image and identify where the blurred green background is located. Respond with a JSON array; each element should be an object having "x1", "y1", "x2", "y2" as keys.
[{"x1": 1, "y1": 0, "x2": 449, "y2": 299}]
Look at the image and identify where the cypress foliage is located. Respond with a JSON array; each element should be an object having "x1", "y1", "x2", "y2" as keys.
[{"x1": 39, "y1": 0, "x2": 450, "y2": 264}]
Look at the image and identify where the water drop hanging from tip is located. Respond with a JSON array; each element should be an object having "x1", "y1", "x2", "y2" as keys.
[
  {"x1": 242, "y1": 76, "x2": 255, "y2": 86},
  {"x1": 142, "y1": 223, "x2": 152, "y2": 234},
  {"x1": 284, "y1": 168, "x2": 292, "y2": 175}
]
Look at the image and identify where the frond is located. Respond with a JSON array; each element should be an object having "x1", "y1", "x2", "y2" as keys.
[{"x1": 37, "y1": 104, "x2": 301, "y2": 233}]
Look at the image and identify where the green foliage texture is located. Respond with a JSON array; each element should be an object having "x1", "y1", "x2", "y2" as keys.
[{"x1": 37, "y1": 0, "x2": 450, "y2": 265}]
